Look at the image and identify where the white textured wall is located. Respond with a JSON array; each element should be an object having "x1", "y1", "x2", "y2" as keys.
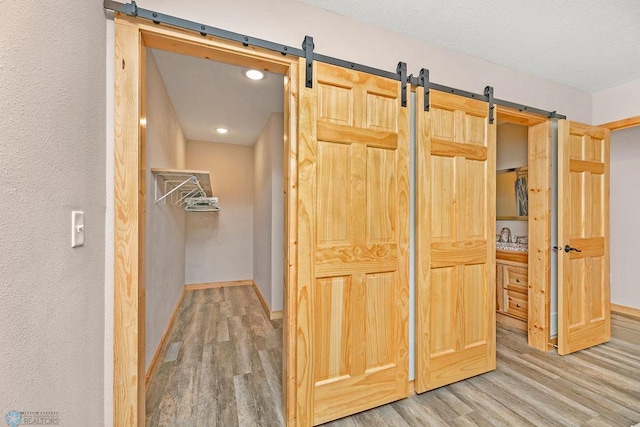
[
  {"x1": 592, "y1": 78, "x2": 640, "y2": 125},
  {"x1": 253, "y1": 118, "x2": 273, "y2": 307},
  {"x1": 610, "y1": 127, "x2": 640, "y2": 310},
  {"x1": 185, "y1": 141, "x2": 254, "y2": 284},
  {"x1": 497, "y1": 123, "x2": 528, "y2": 169},
  {"x1": 144, "y1": 50, "x2": 187, "y2": 369},
  {"x1": 135, "y1": 0, "x2": 592, "y2": 123},
  {"x1": 270, "y1": 115, "x2": 285, "y2": 311},
  {"x1": 253, "y1": 114, "x2": 285, "y2": 311},
  {"x1": 0, "y1": 2, "x2": 105, "y2": 425},
  {"x1": 496, "y1": 123, "x2": 528, "y2": 237}
]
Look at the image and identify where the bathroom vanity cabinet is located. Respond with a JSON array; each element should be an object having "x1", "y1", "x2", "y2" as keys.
[{"x1": 496, "y1": 250, "x2": 528, "y2": 325}]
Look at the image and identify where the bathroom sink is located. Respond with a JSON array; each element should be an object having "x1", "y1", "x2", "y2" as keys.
[{"x1": 496, "y1": 241, "x2": 528, "y2": 252}]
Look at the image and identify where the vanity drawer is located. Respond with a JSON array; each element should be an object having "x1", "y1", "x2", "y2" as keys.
[
  {"x1": 506, "y1": 290, "x2": 528, "y2": 320},
  {"x1": 505, "y1": 266, "x2": 528, "y2": 292}
]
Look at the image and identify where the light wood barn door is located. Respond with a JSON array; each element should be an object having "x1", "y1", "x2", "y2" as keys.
[
  {"x1": 557, "y1": 120, "x2": 610, "y2": 355},
  {"x1": 415, "y1": 90, "x2": 496, "y2": 392},
  {"x1": 297, "y1": 61, "x2": 410, "y2": 425}
]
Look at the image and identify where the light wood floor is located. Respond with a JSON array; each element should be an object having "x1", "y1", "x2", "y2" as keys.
[{"x1": 146, "y1": 287, "x2": 640, "y2": 426}]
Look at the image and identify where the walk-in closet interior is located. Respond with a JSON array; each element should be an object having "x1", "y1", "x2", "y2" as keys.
[{"x1": 142, "y1": 46, "x2": 287, "y2": 424}]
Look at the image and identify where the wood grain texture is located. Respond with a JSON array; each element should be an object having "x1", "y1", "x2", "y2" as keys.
[
  {"x1": 496, "y1": 312, "x2": 527, "y2": 331},
  {"x1": 415, "y1": 89, "x2": 496, "y2": 394},
  {"x1": 296, "y1": 57, "x2": 316, "y2": 427},
  {"x1": 495, "y1": 105, "x2": 547, "y2": 126},
  {"x1": 139, "y1": 22, "x2": 291, "y2": 75},
  {"x1": 558, "y1": 120, "x2": 611, "y2": 355},
  {"x1": 527, "y1": 120, "x2": 552, "y2": 351},
  {"x1": 598, "y1": 115, "x2": 640, "y2": 131},
  {"x1": 496, "y1": 259, "x2": 528, "y2": 322},
  {"x1": 114, "y1": 18, "x2": 145, "y2": 426},
  {"x1": 185, "y1": 280, "x2": 253, "y2": 291},
  {"x1": 149, "y1": 292, "x2": 640, "y2": 426},
  {"x1": 283, "y1": 58, "x2": 299, "y2": 427},
  {"x1": 317, "y1": 122, "x2": 397, "y2": 149},
  {"x1": 611, "y1": 303, "x2": 640, "y2": 319},
  {"x1": 297, "y1": 61, "x2": 410, "y2": 425},
  {"x1": 496, "y1": 249, "x2": 528, "y2": 264}
]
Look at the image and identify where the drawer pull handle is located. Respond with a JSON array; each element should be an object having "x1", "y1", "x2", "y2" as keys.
[
  {"x1": 516, "y1": 303, "x2": 521, "y2": 308},
  {"x1": 516, "y1": 279, "x2": 520, "y2": 283}
]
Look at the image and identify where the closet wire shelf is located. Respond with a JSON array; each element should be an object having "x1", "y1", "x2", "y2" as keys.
[{"x1": 152, "y1": 168, "x2": 220, "y2": 212}]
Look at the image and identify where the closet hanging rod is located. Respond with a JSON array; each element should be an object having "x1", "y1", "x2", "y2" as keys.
[{"x1": 104, "y1": 0, "x2": 565, "y2": 120}]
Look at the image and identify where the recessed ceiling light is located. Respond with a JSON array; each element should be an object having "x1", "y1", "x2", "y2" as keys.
[
  {"x1": 245, "y1": 69, "x2": 265, "y2": 81},
  {"x1": 215, "y1": 127, "x2": 229, "y2": 134}
]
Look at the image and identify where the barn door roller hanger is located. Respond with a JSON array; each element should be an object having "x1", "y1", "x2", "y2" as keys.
[{"x1": 104, "y1": 0, "x2": 565, "y2": 120}]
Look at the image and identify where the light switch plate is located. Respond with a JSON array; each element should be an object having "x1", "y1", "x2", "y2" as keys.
[{"x1": 72, "y1": 210, "x2": 85, "y2": 248}]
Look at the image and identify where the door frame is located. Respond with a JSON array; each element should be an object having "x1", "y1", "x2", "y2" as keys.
[
  {"x1": 598, "y1": 115, "x2": 640, "y2": 131},
  {"x1": 495, "y1": 106, "x2": 552, "y2": 351},
  {"x1": 113, "y1": 15, "x2": 300, "y2": 425},
  {"x1": 598, "y1": 115, "x2": 640, "y2": 319}
]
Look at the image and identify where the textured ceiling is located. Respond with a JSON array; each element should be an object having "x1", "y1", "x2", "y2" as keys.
[
  {"x1": 299, "y1": 0, "x2": 640, "y2": 93},
  {"x1": 151, "y1": 49, "x2": 283, "y2": 145}
]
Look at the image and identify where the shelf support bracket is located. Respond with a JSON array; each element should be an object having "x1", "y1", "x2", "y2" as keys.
[{"x1": 156, "y1": 175, "x2": 197, "y2": 205}]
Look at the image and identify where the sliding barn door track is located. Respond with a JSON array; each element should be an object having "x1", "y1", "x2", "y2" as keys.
[{"x1": 104, "y1": 0, "x2": 565, "y2": 121}]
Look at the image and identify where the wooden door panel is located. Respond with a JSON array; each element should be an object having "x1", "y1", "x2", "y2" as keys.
[
  {"x1": 431, "y1": 156, "x2": 455, "y2": 241},
  {"x1": 416, "y1": 90, "x2": 496, "y2": 393},
  {"x1": 365, "y1": 272, "x2": 396, "y2": 369},
  {"x1": 299, "y1": 61, "x2": 409, "y2": 425},
  {"x1": 316, "y1": 141, "x2": 350, "y2": 246},
  {"x1": 314, "y1": 275, "x2": 351, "y2": 384},
  {"x1": 367, "y1": 147, "x2": 397, "y2": 243},
  {"x1": 558, "y1": 120, "x2": 610, "y2": 355}
]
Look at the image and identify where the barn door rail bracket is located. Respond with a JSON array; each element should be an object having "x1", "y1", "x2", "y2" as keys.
[
  {"x1": 303, "y1": 36, "x2": 314, "y2": 88},
  {"x1": 418, "y1": 68, "x2": 430, "y2": 111},
  {"x1": 397, "y1": 62, "x2": 408, "y2": 107},
  {"x1": 104, "y1": 0, "x2": 566, "y2": 120},
  {"x1": 485, "y1": 86, "x2": 495, "y2": 124}
]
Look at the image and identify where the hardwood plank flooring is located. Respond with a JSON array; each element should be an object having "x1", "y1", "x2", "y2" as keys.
[{"x1": 146, "y1": 288, "x2": 640, "y2": 427}]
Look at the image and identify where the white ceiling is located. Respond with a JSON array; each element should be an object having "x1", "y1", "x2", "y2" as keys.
[
  {"x1": 299, "y1": 0, "x2": 640, "y2": 93},
  {"x1": 151, "y1": 49, "x2": 283, "y2": 146},
  {"x1": 151, "y1": 2, "x2": 638, "y2": 144}
]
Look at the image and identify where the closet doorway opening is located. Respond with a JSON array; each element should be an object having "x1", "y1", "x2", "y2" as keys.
[
  {"x1": 113, "y1": 17, "x2": 299, "y2": 426},
  {"x1": 495, "y1": 107, "x2": 553, "y2": 352},
  {"x1": 143, "y1": 45, "x2": 287, "y2": 425}
]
